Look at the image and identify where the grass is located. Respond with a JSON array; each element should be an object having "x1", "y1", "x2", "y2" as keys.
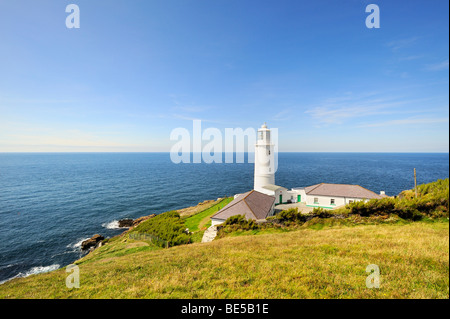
[
  {"x1": 217, "y1": 213, "x2": 413, "y2": 239},
  {"x1": 176, "y1": 198, "x2": 222, "y2": 217},
  {"x1": 1, "y1": 220, "x2": 448, "y2": 299},
  {"x1": 77, "y1": 234, "x2": 162, "y2": 265},
  {"x1": 2, "y1": 179, "x2": 448, "y2": 299},
  {"x1": 184, "y1": 197, "x2": 233, "y2": 242}
]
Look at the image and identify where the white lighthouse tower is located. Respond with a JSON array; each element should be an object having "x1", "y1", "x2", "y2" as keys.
[{"x1": 254, "y1": 123, "x2": 275, "y2": 193}]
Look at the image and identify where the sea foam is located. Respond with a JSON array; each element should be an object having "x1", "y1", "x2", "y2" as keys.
[
  {"x1": 0, "y1": 264, "x2": 60, "y2": 285},
  {"x1": 67, "y1": 237, "x2": 90, "y2": 250},
  {"x1": 102, "y1": 220, "x2": 121, "y2": 229}
]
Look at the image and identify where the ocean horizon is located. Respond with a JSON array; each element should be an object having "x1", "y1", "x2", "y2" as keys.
[{"x1": 0, "y1": 152, "x2": 448, "y2": 284}]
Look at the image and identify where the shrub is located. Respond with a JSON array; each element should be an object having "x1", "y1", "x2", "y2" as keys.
[
  {"x1": 310, "y1": 207, "x2": 334, "y2": 218},
  {"x1": 132, "y1": 211, "x2": 192, "y2": 247},
  {"x1": 224, "y1": 214, "x2": 246, "y2": 226},
  {"x1": 272, "y1": 208, "x2": 307, "y2": 225},
  {"x1": 343, "y1": 179, "x2": 449, "y2": 220},
  {"x1": 215, "y1": 215, "x2": 259, "y2": 238},
  {"x1": 223, "y1": 214, "x2": 258, "y2": 230}
]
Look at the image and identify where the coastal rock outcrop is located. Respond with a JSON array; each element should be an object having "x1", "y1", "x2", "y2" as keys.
[
  {"x1": 81, "y1": 234, "x2": 104, "y2": 250},
  {"x1": 117, "y1": 214, "x2": 156, "y2": 229},
  {"x1": 118, "y1": 219, "x2": 134, "y2": 228},
  {"x1": 131, "y1": 214, "x2": 156, "y2": 227}
]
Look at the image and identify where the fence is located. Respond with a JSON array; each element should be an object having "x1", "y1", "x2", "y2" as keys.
[{"x1": 128, "y1": 232, "x2": 169, "y2": 248}]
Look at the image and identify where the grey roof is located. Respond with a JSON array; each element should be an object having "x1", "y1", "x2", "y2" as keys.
[
  {"x1": 304, "y1": 183, "x2": 382, "y2": 199},
  {"x1": 211, "y1": 190, "x2": 275, "y2": 221}
]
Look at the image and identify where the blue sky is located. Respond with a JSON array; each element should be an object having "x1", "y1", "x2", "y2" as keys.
[{"x1": 0, "y1": 0, "x2": 448, "y2": 152}]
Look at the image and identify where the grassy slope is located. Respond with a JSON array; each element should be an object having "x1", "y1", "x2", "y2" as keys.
[
  {"x1": 184, "y1": 197, "x2": 233, "y2": 242},
  {"x1": 1, "y1": 220, "x2": 448, "y2": 299},
  {"x1": 177, "y1": 198, "x2": 223, "y2": 218}
]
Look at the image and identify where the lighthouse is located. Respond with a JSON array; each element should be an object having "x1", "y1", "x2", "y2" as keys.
[
  {"x1": 209, "y1": 122, "x2": 389, "y2": 228},
  {"x1": 254, "y1": 123, "x2": 275, "y2": 193}
]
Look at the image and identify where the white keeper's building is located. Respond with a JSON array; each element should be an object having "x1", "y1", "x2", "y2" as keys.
[{"x1": 211, "y1": 123, "x2": 387, "y2": 225}]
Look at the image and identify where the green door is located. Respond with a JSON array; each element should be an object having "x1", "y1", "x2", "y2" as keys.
[
  {"x1": 279, "y1": 194, "x2": 282, "y2": 204},
  {"x1": 297, "y1": 195, "x2": 301, "y2": 202}
]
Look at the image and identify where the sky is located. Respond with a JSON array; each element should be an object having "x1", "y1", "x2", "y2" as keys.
[{"x1": 0, "y1": 0, "x2": 448, "y2": 152}]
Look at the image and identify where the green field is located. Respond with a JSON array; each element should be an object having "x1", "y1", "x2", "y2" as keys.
[{"x1": 184, "y1": 197, "x2": 233, "y2": 242}]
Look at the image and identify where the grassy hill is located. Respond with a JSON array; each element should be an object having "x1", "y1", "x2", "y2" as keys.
[
  {"x1": 0, "y1": 180, "x2": 448, "y2": 299},
  {"x1": 1, "y1": 221, "x2": 447, "y2": 299}
]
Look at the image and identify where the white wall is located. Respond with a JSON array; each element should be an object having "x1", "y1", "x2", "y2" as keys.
[
  {"x1": 260, "y1": 188, "x2": 288, "y2": 204},
  {"x1": 276, "y1": 189, "x2": 284, "y2": 204},
  {"x1": 289, "y1": 189, "x2": 306, "y2": 203},
  {"x1": 274, "y1": 188, "x2": 292, "y2": 204},
  {"x1": 258, "y1": 188, "x2": 276, "y2": 197},
  {"x1": 304, "y1": 195, "x2": 368, "y2": 208},
  {"x1": 267, "y1": 202, "x2": 276, "y2": 217},
  {"x1": 211, "y1": 218, "x2": 224, "y2": 227}
]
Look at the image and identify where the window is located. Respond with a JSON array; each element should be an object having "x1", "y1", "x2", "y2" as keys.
[
  {"x1": 330, "y1": 199, "x2": 335, "y2": 205},
  {"x1": 349, "y1": 200, "x2": 354, "y2": 204},
  {"x1": 259, "y1": 131, "x2": 263, "y2": 140},
  {"x1": 314, "y1": 197, "x2": 319, "y2": 204}
]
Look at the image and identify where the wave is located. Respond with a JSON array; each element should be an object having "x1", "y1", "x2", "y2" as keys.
[
  {"x1": 66, "y1": 237, "x2": 90, "y2": 250},
  {"x1": 0, "y1": 264, "x2": 60, "y2": 285},
  {"x1": 102, "y1": 220, "x2": 129, "y2": 229},
  {"x1": 102, "y1": 220, "x2": 120, "y2": 229},
  {"x1": 24, "y1": 264, "x2": 60, "y2": 276}
]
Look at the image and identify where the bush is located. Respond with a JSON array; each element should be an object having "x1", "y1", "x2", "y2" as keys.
[
  {"x1": 271, "y1": 208, "x2": 307, "y2": 225},
  {"x1": 215, "y1": 215, "x2": 259, "y2": 239},
  {"x1": 132, "y1": 211, "x2": 191, "y2": 247},
  {"x1": 272, "y1": 207, "x2": 338, "y2": 226},
  {"x1": 223, "y1": 214, "x2": 258, "y2": 230},
  {"x1": 344, "y1": 179, "x2": 449, "y2": 220},
  {"x1": 310, "y1": 207, "x2": 334, "y2": 218}
]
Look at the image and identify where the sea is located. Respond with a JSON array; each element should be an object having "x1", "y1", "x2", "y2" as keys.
[{"x1": 0, "y1": 152, "x2": 448, "y2": 284}]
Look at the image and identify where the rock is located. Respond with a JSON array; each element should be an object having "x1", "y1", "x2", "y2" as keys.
[
  {"x1": 81, "y1": 234, "x2": 104, "y2": 250},
  {"x1": 131, "y1": 214, "x2": 156, "y2": 227},
  {"x1": 117, "y1": 214, "x2": 156, "y2": 229},
  {"x1": 118, "y1": 219, "x2": 134, "y2": 228}
]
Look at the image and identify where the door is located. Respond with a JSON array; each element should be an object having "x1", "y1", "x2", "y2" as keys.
[
  {"x1": 279, "y1": 194, "x2": 282, "y2": 204},
  {"x1": 297, "y1": 195, "x2": 301, "y2": 203}
]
